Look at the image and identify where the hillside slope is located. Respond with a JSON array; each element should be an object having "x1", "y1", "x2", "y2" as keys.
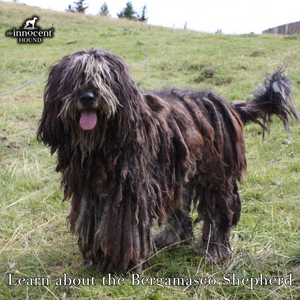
[{"x1": 1, "y1": 1, "x2": 300, "y2": 299}]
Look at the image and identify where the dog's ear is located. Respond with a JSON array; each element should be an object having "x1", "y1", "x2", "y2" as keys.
[
  {"x1": 37, "y1": 64, "x2": 65, "y2": 155},
  {"x1": 144, "y1": 93, "x2": 169, "y2": 113},
  {"x1": 37, "y1": 100, "x2": 65, "y2": 155}
]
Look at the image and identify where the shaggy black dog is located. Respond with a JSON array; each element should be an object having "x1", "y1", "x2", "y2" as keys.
[{"x1": 37, "y1": 48, "x2": 299, "y2": 274}]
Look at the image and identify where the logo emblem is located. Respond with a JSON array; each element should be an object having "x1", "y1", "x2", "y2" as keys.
[
  {"x1": 5, "y1": 16, "x2": 54, "y2": 44},
  {"x1": 23, "y1": 17, "x2": 39, "y2": 30}
]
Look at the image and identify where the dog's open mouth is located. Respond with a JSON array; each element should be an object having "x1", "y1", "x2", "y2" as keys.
[{"x1": 79, "y1": 109, "x2": 97, "y2": 130}]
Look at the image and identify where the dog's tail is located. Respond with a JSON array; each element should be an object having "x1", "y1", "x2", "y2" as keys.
[{"x1": 232, "y1": 68, "x2": 300, "y2": 134}]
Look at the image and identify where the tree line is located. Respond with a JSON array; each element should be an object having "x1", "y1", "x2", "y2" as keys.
[{"x1": 66, "y1": 1, "x2": 148, "y2": 22}]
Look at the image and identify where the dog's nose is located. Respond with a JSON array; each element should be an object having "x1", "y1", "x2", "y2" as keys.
[{"x1": 80, "y1": 92, "x2": 95, "y2": 106}]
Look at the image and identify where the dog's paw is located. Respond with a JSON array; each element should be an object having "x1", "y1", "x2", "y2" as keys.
[
  {"x1": 194, "y1": 241, "x2": 231, "y2": 263},
  {"x1": 83, "y1": 256, "x2": 95, "y2": 270},
  {"x1": 154, "y1": 226, "x2": 193, "y2": 249}
]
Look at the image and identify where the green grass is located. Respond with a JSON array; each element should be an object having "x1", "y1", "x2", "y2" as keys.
[{"x1": 1, "y1": 1, "x2": 300, "y2": 299}]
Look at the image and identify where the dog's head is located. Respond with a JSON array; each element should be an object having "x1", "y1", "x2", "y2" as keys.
[{"x1": 37, "y1": 48, "x2": 142, "y2": 153}]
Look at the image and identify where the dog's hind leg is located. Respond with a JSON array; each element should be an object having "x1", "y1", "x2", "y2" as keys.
[
  {"x1": 194, "y1": 182, "x2": 241, "y2": 263},
  {"x1": 154, "y1": 183, "x2": 194, "y2": 249},
  {"x1": 154, "y1": 209, "x2": 194, "y2": 248}
]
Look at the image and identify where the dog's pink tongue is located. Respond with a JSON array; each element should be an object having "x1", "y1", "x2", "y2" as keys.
[{"x1": 80, "y1": 109, "x2": 97, "y2": 130}]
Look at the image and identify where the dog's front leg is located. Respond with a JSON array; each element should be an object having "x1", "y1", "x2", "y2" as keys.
[
  {"x1": 69, "y1": 188, "x2": 156, "y2": 274},
  {"x1": 195, "y1": 183, "x2": 241, "y2": 263}
]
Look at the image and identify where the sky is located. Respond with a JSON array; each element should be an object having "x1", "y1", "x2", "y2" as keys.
[{"x1": 3, "y1": 0, "x2": 300, "y2": 34}]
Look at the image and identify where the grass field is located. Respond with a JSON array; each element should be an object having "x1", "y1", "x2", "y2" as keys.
[{"x1": 1, "y1": 1, "x2": 300, "y2": 299}]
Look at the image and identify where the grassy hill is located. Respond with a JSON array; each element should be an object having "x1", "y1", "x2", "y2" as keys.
[{"x1": 1, "y1": 1, "x2": 300, "y2": 299}]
